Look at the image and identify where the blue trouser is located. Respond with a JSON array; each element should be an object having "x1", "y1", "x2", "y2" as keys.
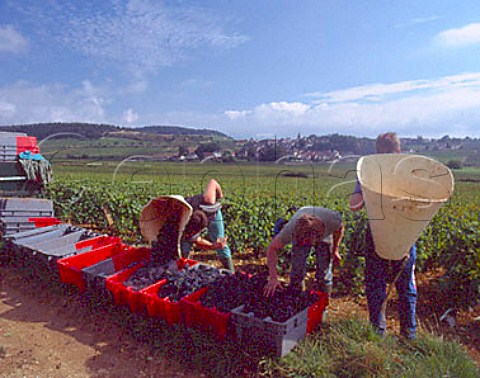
[
  {"x1": 290, "y1": 241, "x2": 333, "y2": 293},
  {"x1": 181, "y1": 210, "x2": 232, "y2": 259},
  {"x1": 365, "y1": 228, "x2": 417, "y2": 338}
]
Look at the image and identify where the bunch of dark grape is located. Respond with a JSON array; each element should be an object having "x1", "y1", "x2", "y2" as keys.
[
  {"x1": 243, "y1": 273, "x2": 320, "y2": 322},
  {"x1": 242, "y1": 271, "x2": 270, "y2": 307},
  {"x1": 199, "y1": 273, "x2": 250, "y2": 312},
  {"x1": 150, "y1": 216, "x2": 181, "y2": 265},
  {"x1": 122, "y1": 261, "x2": 172, "y2": 291},
  {"x1": 158, "y1": 264, "x2": 229, "y2": 302},
  {"x1": 124, "y1": 212, "x2": 184, "y2": 291}
]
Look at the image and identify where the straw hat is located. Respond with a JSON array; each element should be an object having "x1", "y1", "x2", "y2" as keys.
[{"x1": 139, "y1": 195, "x2": 193, "y2": 247}]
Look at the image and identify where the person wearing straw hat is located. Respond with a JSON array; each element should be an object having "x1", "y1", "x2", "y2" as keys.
[
  {"x1": 181, "y1": 179, "x2": 234, "y2": 272},
  {"x1": 264, "y1": 206, "x2": 344, "y2": 297},
  {"x1": 349, "y1": 132, "x2": 417, "y2": 340}
]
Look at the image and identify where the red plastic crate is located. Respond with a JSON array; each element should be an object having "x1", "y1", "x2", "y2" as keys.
[
  {"x1": 57, "y1": 240, "x2": 127, "y2": 292},
  {"x1": 105, "y1": 264, "x2": 141, "y2": 308},
  {"x1": 181, "y1": 287, "x2": 232, "y2": 339},
  {"x1": 112, "y1": 246, "x2": 151, "y2": 271},
  {"x1": 104, "y1": 263, "x2": 149, "y2": 312},
  {"x1": 75, "y1": 235, "x2": 121, "y2": 251},
  {"x1": 144, "y1": 282, "x2": 207, "y2": 325},
  {"x1": 81, "y1": 245, "x2": 152, "y2": 293},
  {"x1": 105, "y1": 257, "x2": 198, "y2": 314},
  {"x1": 178, "y1": 258, "x2": 198, "y2": 269},
  {"x1": 28, "y1": 217, "x2": 63, "y2": 228},
  {"x1": 142, "y1": 279, "x2": 181, "y2": 323},
  {"x1": 177, "y1": 257, "x2": 197, "y2": 270},
  {"x1": 306, "y1": 291, "x2": 329, "y2": 334},
  {"x1": 16, "y1": 136, "x2": 40, "y2": 154}
]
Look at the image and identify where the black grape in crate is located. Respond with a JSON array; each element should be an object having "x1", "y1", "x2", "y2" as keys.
[
  {"x1": 244, "y1": 273, "x2": 320, "y2": 322},
  {"x1": 199, "y1": 273, "x2": 250, "y2": 312},
  {"x1": 122, "y1": 262, "x2": 171, "y2": 291},
  {"x1": 157, "y1": 264, "x2": 229, "y2": 302}
]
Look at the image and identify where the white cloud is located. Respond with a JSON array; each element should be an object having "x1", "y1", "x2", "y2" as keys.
[
  {"x1": 268, "y1": 102, "x2": 309, "y2": 115},
  {"x1": 436, "y1": 23, "x2": 480, "y2": 47},
  {"x1": 394, "y1": 16, "x2": 440, "y2": 29},
  {"x1": 0, "y1": 24, "x2": 28, "y2": 54},
  {"x1": 225, "y1": 110, "x2": 251, "y2": 120},
  {"x1": 0, "y1": 80, "x2": 107, "y2": 125},
  {"x1": 219, "y1": 73, "x2": 480, "y2": 138},
  {"x1": 226, "y1": 102, "x2": 309, "y2": 122},
  {"x1": 308, "y1": 73, "x2": 480, "y2": 103},
  {"x1": 123, "y1": 108, "x2": 138, "y2": 123}
]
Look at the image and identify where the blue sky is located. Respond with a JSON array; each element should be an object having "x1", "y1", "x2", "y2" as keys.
[{"x1": 1, "y1": 0, "x2": 480, "y2": 139}]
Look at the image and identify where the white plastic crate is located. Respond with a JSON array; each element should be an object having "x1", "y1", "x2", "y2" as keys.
[{"x1": 231, "y1": 304, "x2": 309, "y2": 358}]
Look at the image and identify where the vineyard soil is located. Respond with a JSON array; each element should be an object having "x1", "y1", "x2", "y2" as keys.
[
  {"x1": 0, "y1": 265, "x2": 205, "y2": 378},
  {"x1": 0, "y1": 250, "x2": 478, "y2": 378}
]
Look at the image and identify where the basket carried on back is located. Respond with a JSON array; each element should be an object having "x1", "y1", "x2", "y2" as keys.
[{"x1": 358, "y1": 154, "x2": 454, "y2": 260}]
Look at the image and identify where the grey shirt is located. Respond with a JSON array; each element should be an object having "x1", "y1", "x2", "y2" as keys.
[{"x1": 276, "y1": 206, "x2": 343, "y2": 246}]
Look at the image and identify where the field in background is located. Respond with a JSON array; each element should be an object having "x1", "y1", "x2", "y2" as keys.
[{"x1": 37, "y1": 135, "x2": 235, "y2": 160}]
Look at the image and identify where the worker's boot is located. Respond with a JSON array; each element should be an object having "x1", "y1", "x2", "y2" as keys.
[{"x1": 219, "y1": 256, "x2": 234, "y2": 272}]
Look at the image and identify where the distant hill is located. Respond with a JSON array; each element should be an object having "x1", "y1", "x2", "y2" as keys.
[
  {"x1": 0, "y1": 122, "x2": 232, "y2": 140},
  {"x1": 0, "y1": 123, "x2": 120, "y2": 140},
  {"x1": 137, "y1": 125, "x2": 230, "y2": 138},
  {"x1": 0, "y1": 122, "x2": 235, "y2": 161}
]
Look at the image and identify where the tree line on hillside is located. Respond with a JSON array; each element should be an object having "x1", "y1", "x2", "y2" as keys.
[
  {"x1": 138, "y1": 125, "x2": 229, "y2": 138},
  {"x1": 0, "y1": 122, "x2": 231, "y2": 140},
  {"x1": 0, "y1": 123, "x2": 121, "y2": 140}
]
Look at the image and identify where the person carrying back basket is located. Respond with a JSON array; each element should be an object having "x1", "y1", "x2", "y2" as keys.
[{"x1": 349, "y1": 132, "x2": 417, "y2": 340}]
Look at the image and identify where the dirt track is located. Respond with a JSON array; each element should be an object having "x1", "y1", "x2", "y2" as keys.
[{"x1": 0, "y1": 265, "x2": 204, "y2": 378}]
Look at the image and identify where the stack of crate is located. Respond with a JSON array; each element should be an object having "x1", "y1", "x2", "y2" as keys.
[
  {"x1": 3, "y1": 223, "x2": 108, "y2": 274},
  {"x1": 0, "y1": 132, "x2": 42, "y2": 196},
  {"x1": 0, "y1": 197, "x2": 57, "y2": 236}
]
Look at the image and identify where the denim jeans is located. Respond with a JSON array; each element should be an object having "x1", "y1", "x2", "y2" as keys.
[
  {"x1": 365, "y1": 228, "x2": 417, "y2": 338},
  {"x1": 290, "y1": 241, "x2": 333, "y2": 293},
  {"x1": 181, "y1": 210, "x2": 232, "y2": 259}
]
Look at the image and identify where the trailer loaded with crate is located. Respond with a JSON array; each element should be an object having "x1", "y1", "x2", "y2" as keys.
[{"x1": 0, "y1": 132, "x2": 45, "y2": 196}]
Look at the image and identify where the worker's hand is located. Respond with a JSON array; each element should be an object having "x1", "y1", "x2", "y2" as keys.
[
  {"x1": 349, "y1": 193, "x2": 364, "y2": 212},
  {"x1": 263, "y1": 277, "x2": 284, "y2": 297},
  {"x1": 212, "y1": 236, "x2": 228, "y2": 250},
  {"x1": 333, "y1": 248, "x2": 342, "y2": 265}
]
